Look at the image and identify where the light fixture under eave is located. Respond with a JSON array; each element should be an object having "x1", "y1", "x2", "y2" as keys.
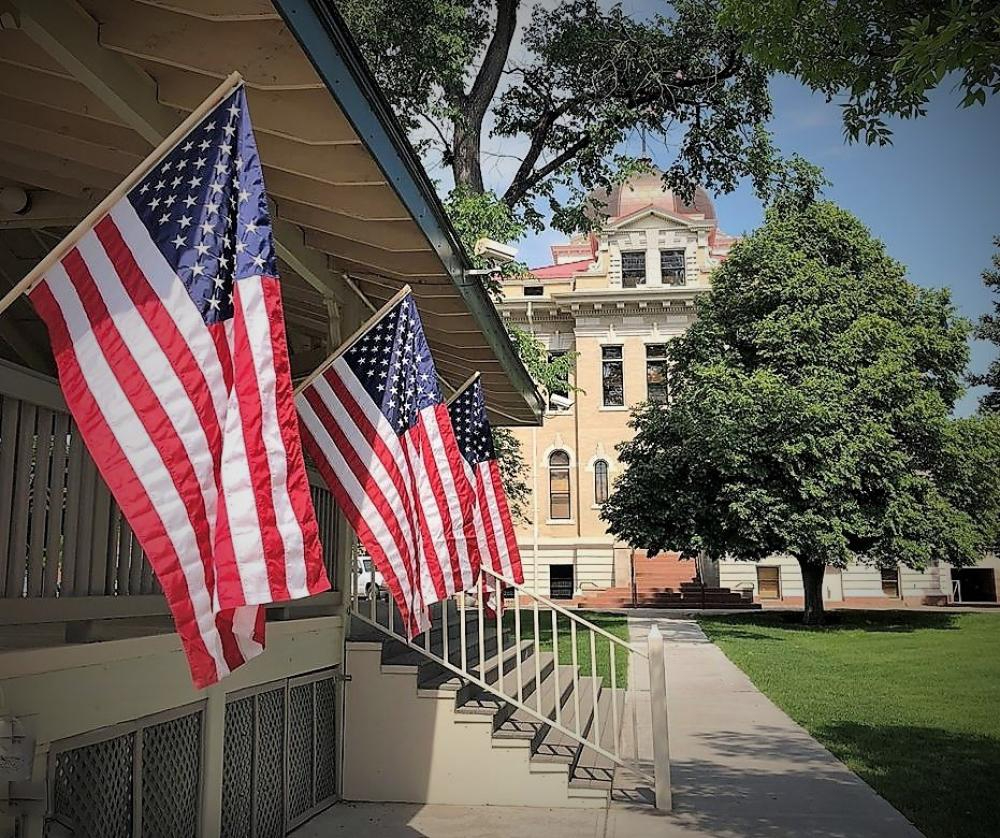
[{"x1": 0, "y1": 187, "x2": 31, "y2": 216}]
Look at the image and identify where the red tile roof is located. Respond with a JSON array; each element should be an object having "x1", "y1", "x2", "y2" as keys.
[{"x1": 529, "y1": 258, "x2": 593, "y2": 279}]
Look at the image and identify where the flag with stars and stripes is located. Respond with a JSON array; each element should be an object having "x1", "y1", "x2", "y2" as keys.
[
  {"x1": 447, "y1": 375, "x2": 524, "y2": 615},
  {"x1": 27, "y1": 84, "x2": 330, "y2": 688},
  {"x1": 296, "y1": 290, "x2": 481, "y2": 637}
]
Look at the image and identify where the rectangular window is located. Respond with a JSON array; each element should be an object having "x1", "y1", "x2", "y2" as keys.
[
  {"x1": 621, "y1": 251, "x2": 646, "y2": 288},
  {"x1": 881, "y1": 567, "x2": 900, "y2": 597},
  {"x1": 523, "y1": 285, "x2": 544, "y2": 297},
  {"x1": 601, "y1": 345, "x2": 624, "y2": 407},
  {"x1": 549, "y1": 565, "x2": 575, "y2": 600},
  {"x1": 756, "y1": 566, "x2": 781, "y2": 599},
  {"x1": 549, "y1": 466, "x2": 571, "y2": 520},
  {"x1": 660, "y1": 249, "x2": 686, "y2": 286},
  {"x1": 645, "y1": 343, "x2": 670, "y2": 404}
]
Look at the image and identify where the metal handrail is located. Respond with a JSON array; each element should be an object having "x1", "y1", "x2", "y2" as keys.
[{"x1": 349, "y1": 562, "x2": 654, "y2": 784}]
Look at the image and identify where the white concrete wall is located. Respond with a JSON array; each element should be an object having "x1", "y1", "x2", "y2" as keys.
[
  {"x1": 342, "y1": 643, "x2": 603, "y2": 808},
  {"x1": 718, "y1": 557, "x2": 951, "y2": 602},
  {"x1": 515, "y1": 540, "x2": 616, "y2": 598}
]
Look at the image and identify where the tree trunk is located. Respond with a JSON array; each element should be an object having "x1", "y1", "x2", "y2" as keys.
[
  {"x1": 798, "y1": 558, "x2": 825, "y2": 625},
  {"x1": 452, "y1": 121, "x2": 484, "y2": 193},
  {"x1": 448, "y1": 0, "x2": 519, "y2": 196}
]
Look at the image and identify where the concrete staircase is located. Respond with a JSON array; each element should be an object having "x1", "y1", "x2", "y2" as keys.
[
  {"x1": 579, "y1": 553, "x2": 760, "y2": 610},
  {"x1": 342, "y1": 606, "x2": 638, "y2": 808}
]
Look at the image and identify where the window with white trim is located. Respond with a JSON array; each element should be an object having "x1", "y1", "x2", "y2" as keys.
[{"x1": 601, "y1": 345, "x2": 624, "y2": 407}]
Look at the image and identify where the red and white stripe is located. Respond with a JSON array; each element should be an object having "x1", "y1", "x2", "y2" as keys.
[
  {"x1": 29, "y1": 199, "x2": 328, "y2": 688},
  {"x1": 464, "y1": 457, "x2": 523, "y2": 617},
  {"x1": 296, "y1": 357, "x2": 479, "y2": 637}
]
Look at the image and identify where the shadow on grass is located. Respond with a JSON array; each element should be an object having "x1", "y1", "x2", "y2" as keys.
[
  {"x1": 815, "y1": 722, "x2": 1000, "y2": 838},
  {"x1": 701, "y1": 609, "x2": 963, "y2": 637}
]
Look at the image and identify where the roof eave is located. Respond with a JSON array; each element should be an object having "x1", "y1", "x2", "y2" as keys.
[{"x1": 272, "y1": 0, "x2": 543, "y2": 425}]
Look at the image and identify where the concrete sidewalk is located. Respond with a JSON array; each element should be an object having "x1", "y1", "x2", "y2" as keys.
[{"x1": 298, "y1": 618, "x2": 923, "y2": 838}]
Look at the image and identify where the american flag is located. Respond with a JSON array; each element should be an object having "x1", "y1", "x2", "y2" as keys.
[
  {"x1": 296, "y1": 291, "x2": 480, "y2": 636},
  {"x1": 28, "y1": 86, "x2": 330, "y2": 688},
  {"x1": 448, "y1": 376, "x2": 523, "y2": 614}
]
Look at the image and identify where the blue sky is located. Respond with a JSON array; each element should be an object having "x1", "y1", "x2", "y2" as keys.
[{"x1": 512, "y1": 77, "x2": 1000, "y2": 416}]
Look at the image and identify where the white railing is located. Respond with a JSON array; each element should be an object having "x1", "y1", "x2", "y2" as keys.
[
  {"x1": 350, "y1": 561, "x2": 670, "y2": 803},
  {"x1": 952, "y1": 579, "x2": 962, "y2": 603}
]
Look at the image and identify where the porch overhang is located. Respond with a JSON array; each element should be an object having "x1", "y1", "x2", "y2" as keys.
[{"x1": 0, "y1": 0, "x2": 543, "y2": 426}]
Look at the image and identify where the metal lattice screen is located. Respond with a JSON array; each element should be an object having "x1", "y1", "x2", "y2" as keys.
[
  {"x1": 222, "y1": 670, "x2": 339, "y2": 837},
  {"x1": 49, "y1": 706, "x2": 203, "y2": 837}
]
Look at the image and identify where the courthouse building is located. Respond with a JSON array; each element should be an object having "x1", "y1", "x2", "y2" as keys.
[
  {"x1": 499, "y1": 171, "x2": 995, "y2": 608},
  {"x1": 498, "y1": 171, "x2": 736, "y2": 603}
]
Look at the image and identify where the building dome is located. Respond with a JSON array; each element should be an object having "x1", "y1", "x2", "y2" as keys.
[{"x1": 590, "y1": 169, "x2": 716, "y2": 223}]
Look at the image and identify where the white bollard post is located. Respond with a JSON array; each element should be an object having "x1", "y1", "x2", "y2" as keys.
[{"x1": 647, "y1": 623, "x2": 672, "y2": 810}]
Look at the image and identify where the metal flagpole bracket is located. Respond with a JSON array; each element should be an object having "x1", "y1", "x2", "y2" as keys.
[{"x1": 293, "y1": 283, "x2": 412, "y2": 396}]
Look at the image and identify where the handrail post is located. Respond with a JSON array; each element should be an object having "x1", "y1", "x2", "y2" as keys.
[{"x1": 647, "y1": 624, "x2": 672, "y2": 811}]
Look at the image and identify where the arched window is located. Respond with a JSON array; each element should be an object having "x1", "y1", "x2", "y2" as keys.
[
  {"x1": 594, "y1": 460, "x2": 609, "y2": 505},
  {"x1": 548, "y1": 451, "x2": 571, "y2": 520}
]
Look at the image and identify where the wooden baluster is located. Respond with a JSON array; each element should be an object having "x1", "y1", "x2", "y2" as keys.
[
  {"x1": 477, "y1": 585, "x2": 486, "y2": 680},
  {"x1": 495, "y1": 576, "x2": 504, "y2": 688},
  {"x1": 551, "y1": 609, "x2": 561, "y2": 726},
  {"x1": 533, "y1": 599, "x2": 542, "y2": 714},
  {"x1": 514, "y1": 597, "x2": 523, "y2": 704},
  {"x1": 460, "y1": 592, "x2": 467, "y2": 672},
  {"x1": 610, "y1": 642, "x2": 620, "y2": 758},
  {"x1": 590, "y1": 629, "x2": 600, "y2": 747},
  {"x1": 571, "y1": 620, "x2": 580, "y2": 737},
  {"x1": 442, "y1": 596, "x2": 450, "y2": 664}
]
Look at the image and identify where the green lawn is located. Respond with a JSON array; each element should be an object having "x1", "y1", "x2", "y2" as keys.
[
  {"x1": 698, "y1": 611, "x2": 1000, "y2": 838},
  {"x1": 502, "y1": 609, "x2": 630, "y2": 688}
]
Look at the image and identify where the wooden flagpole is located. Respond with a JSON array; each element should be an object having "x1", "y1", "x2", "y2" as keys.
[
  {"x1": 293, "y1": 283, "x2": 412, "y2": 396},
  {"x1": 0, "y1": 71, "x2": 244, "y2": 317},
  {"x1": 445, "y1": 371, "x2": 481, "y2": 406}
]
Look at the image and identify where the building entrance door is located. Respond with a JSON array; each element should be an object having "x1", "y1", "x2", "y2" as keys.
[{"x1": 952, "y1": 568, "x2": 997, "y2": 603}]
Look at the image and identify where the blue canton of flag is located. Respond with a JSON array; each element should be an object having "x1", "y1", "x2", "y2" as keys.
[
  {"x1": 343, "y1": 295, "x2": 442, "y2": 435},
  {"x1": 129, "y1": 86, "x2": 276, "y2": 325},
  {"x1": 450, "y1": 377, "x2": 496, "y2": 466}
]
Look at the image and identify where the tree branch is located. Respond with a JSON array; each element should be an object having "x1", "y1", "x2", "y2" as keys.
[{"x1": 466, "y1": 0, "x2": 520, "y2": 123}]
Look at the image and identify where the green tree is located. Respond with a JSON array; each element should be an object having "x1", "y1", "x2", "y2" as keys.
[
  {"x1": 970, "y1": 236, "x2": 1000, "y2": 412},
  {"x1": 601, "y1": 188, "x2": 990, "y2": 624},
  {"x1": 340, "y1": 0, "x2": 774, "y2": 230},
  {"x1": 721, "y1": 0, "x2": 1000, "y2": 144}
]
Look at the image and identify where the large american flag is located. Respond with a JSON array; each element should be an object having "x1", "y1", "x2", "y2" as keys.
[
  {"x1": 28, "y1": 86, "x2": 330, "y2": 688},
  {"x1": 296, "y1": 292, "x2": 480, "y2": 636},
  {"x1": 448, "y1": 376, "x2": 523, "y2": 613}
]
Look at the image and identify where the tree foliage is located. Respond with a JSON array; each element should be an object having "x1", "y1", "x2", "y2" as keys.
[
  {"x1": 340, "y1": 0, "x2": 774, "y2": 231},
  {"x1": 721, "y1": 0, "x2": 1000, "y2": 144},
  {"x1": 969, "y1": 236, "x2": 1000, "y2": 412},
  {"x1": 600, "y1": 189, "x2": 993, "y2": 622}
]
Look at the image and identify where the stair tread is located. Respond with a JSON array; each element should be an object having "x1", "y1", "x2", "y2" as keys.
[
  {"x1": 419, "y1": 638, "x2": 535, "y2": 692},
  {"x1": 494, "y1": 663, "x2": 576, "y2": 739},
  {"x1": 459, "y1": 649, "x2": 555, "y2": 716},
  {"x1": 570, "y1": 688, "x2": 622, "y2": 789},
  {"x1": 531, "y1": 674, "x2": 602, "y2": 763}
]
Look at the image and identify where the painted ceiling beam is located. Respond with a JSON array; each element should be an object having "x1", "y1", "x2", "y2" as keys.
[{"x1": 9, "y1": 0, "x2": 340, "y2": 304}]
